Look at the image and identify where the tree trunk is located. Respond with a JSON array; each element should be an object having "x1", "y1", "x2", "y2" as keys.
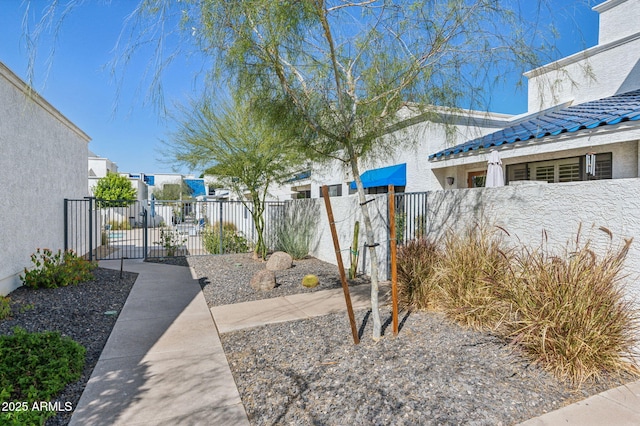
[{"x1": 347, "y1": 144, "x2": 382, "y2": 340}]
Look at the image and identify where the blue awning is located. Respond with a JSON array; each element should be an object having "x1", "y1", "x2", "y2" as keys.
[
  {"x1": 184, "y1": 179, "x2": 207, "y2": 197},
  {"x1": 349, "y1": 163, "x2": 406, "y2": 190}
]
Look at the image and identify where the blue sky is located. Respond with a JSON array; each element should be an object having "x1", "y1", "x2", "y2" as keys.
[{"x1": 0, "y1": 1, "x2": 599, "y2": 175}]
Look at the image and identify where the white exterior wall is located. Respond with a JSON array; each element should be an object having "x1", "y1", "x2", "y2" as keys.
[
  {"x1": 0, "y1": 63, "x2": 90, "y2": 295},
  {"x1": 295, "y1": 178, "x2": 640, "y2": 310},
  {"x1": 526, "y1": 0, "x2": 640, "y2": 112},
  {"x1": 88, "y1": 155, "x2": 117, "y2": 178},
  {"x1": 596, "y1": 0, "x2": 640, "y2": 45}
]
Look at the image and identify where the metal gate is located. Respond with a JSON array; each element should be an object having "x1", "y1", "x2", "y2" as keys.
[
  {"x1": 64, "y1": 198, "x2": 148, "y2": 260},
  {"x1": 64, "y1": 198, "x2": 284, "y2": 261}
]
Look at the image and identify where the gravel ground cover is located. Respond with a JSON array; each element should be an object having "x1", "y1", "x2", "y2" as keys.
[
  {"x1": 1, "y1": 254, "x2": 633, "y2": 425},
  {"x1": 191, "y1": 253, "x2": 634, "y2": 426},
  {"x1": 188, "y1": 253, "x2": 369, "y2": 307},
  {"x1": 0, "y1": 268, "x2": 137, "y2": 426}
]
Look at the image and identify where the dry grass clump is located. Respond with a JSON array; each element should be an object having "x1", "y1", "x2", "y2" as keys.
[
  {"x1": 397, "y1": 239, "x2": 440, "y2": 310},
  {"x1": 504, "y1": 228, "x2": 639, "y2": 385},
  {"x1": 432, "y1": 225, "x2": 512, "y2": 330},
  {"x1": 396, "y1": 224, "x2": 640, "y2": 386}
]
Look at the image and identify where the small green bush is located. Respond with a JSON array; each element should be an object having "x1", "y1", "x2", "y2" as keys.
[
  {"x1": 20, "y1": 249, "x2": 96, "y2": 289},
  {"x1": 301, "y1": 274, "x2": 319, "y2": 288},
  {"x1": 107, "y1": 220, "x2": 131, "y2": 231},
  {"x1": 0, "y1": 327, "x2": 86, "y2": 424},
  {"x1": 0, "y1": 297, "x2": 10, "y2": 321},
  {"x1": 154, "y1": 226, "x2": 187, "y2": 256},
  {"x1": 274, "y1": 202, "x2": 317, "y2": 259},
  {"x1": 202, "y1": 222, "x2": 249, "y2": 255}
]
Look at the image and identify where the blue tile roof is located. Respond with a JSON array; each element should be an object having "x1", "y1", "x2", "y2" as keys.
[{"x1": 429, "y1": 89, "x2": 640, "y2": 160}]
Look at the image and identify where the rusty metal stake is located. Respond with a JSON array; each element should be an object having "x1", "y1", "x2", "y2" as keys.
[{"x1": 322, "y1": 185, "x2": 360, "y2": 345}]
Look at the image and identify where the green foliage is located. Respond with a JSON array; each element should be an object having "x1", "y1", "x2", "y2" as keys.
[
  {"x1": 168, "y1": 96, "x2": 299, "y2": 259},
  {"x1": 107, "y1": 220, "x2": 131, "y2": 231},
  {"x1": 396, "y1": 225, "x2": 640, "y2": 386},
  {"x1": 154, "y1": 226, "x2": 187, "y2": 257},
  {"x1": 0, "y1": 327, "x2": 85, "y2": 425},
  {"x1": 153, "y1": 180, "x2": 194, "y2": 201},
  {"x1": 202, "y1": 222, "x2": 249, "y2": 255},
  {"x1": 93, "y1": 172, "x2": 137, "y2": 207},
  {"x1": 273, "y1": 200, "x2": 318, "y2": 260},
  {"x1": 0, "y1": 297, "x2": 10, "y2": 321},
  {"x1": 20, "y1": 249, "x2": 96, "y2": 289}
]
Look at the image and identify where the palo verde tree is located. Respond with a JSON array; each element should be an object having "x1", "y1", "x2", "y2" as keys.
[
  {"x1": 25, "y1": 0, "x2": 566, "y2": 340},
  {"x1": 170, "y1": 0, "x2": 560, "y2": 340},
  {"x1": 93, "y1": 172, "x2": 137, "y2": 207},
  {"x1": 167, "y1": 95, "x2": 299, "y2": 260}
]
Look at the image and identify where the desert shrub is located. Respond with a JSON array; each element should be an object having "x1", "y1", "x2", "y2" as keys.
[
  {"x1": 107, "y1": 219, "x2": 131, "y2": 230},
  {"x1": 154, "y1": 226, "x2": 187, "y2": 256},
  {"x1": 0, "y1": 297, "x2": 10, "y2": 321},
  {"x1": 396, "y1": 238, "x2": 441, "y2": 310},
  {"x1": 0, "y1": 327, "x2": 85, "y2": 425},
  {"x1": 274, "y1": 201, "x2": 318, "y2": 259},
  {"x1": 503, "y1": 228, "x2": 640, "y2": 385},
  {"x1": 20, "y1": 249, "x2": 96, "y2": 289},
  {"x1": 432, "y1": 224, "x2": 512, "y2": 330},
  {"x1": 202, "y1": 222, "x2": 249, "y2": 254}
]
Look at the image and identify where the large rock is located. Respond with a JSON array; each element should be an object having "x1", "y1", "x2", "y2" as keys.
[
  {"x1": 250, "y1": 269, "x2": 276, "y2": 291},
  {"x1": 266, "y1": 251, "x2": 293, "y2": 271}
]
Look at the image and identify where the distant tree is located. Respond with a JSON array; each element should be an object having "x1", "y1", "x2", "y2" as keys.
[
  {"x1": 93, "y1": 172, "x2": 137, "y2": 207},
  {"x1": 152, "y1": 180, "x2": 193, "y2": 201},
  {"x1": 167, "y1": 95, "x2": 299, "y2": 260}
]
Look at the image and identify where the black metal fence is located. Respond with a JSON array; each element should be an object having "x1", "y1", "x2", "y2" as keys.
[{"x1": 64, "y1": 198, "x2": 288, "y2": 260}]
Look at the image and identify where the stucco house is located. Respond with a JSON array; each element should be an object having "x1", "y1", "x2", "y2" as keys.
[
  {"x1": 430, "y1": 0, "x2": 640, "y2": 188},
  {"x1": 0, "y1": 61, "x2": 90, "y2": 295},
  {"x1": 269, "y1": 0, "x2": 640, "y2": 199}
]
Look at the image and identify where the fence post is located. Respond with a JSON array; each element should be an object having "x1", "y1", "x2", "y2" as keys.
[
  {"x1": 64, "y1": 199, "x2": 69, "y2": 252},
  {"x1": 143, "y1": 206, "x2": 148, "y2": 259},
  {"x1": 219, "y1": 201, "x2": 224, "y2": 255},
  {"x1": 86, "y1": 197, "x2": 93, "y2": 262}
]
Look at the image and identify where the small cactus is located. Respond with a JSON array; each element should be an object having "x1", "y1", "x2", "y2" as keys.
[{"x1": 301, "y1": 274, "x2": 319, "y2": 288}]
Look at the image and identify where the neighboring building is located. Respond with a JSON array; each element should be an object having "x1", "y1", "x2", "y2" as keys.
[
  {"x1": 429, "y1": 0, "x2": 640, "y2": 188},
  {"x1": 268, "y1": 0, "x2": 640, "y2": 198},
  {"x1": 88, "y1": 152, "x2": 148, "y2": 204},
  {"x1": 0, "y1": 61, "x2": 90, "y2": 295}
]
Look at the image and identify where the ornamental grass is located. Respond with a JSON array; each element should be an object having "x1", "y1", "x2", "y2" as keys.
[{"x1": 396, "y1": 224, "x2": 640, "y2": 386}]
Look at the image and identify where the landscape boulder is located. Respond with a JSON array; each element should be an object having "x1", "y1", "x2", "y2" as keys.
[
  {"x1": 266, "y1": 251, "x2": 293, "y2": 271},
  {"x1": 250, "y1": 269, "x2": 276, "y2": 291}
]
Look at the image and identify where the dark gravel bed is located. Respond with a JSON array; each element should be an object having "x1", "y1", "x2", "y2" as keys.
[
  {"x1": 0, "y1": 268, "x2": 137, "y2": 426},
  {"x1": 191, "y1": 254, "x2": 634, "y2": 426},
  {"x1": 188, "y1": 253, "x2": 369, "y2": 307}
]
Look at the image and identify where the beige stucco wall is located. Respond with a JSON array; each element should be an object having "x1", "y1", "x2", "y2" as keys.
[{"x1": 0, "y1": 62, "x2": 90, "y2": 295}]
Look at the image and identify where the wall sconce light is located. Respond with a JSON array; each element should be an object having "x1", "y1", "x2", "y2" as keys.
[{"x1": 446, "y1": 176, "x2": 454, "y2": 185}]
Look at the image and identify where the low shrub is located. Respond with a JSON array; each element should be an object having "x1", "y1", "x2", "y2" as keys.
[
  {"x1": 0, "y1": 327, "x2": 85, "y2": 425},
  {"x1": 397, "y1": 238, "x2": 440, "y2": 310},
  {"x1": 0, "y1": 297, "x2": 10, "y2": 321},
  {"x1": 432, "y1": 225, "x2": 512, "y2": 331},
  {"x1": 274, "y1": 201, "x2": 317, "y2": 259},
  {"x1": 503, "y1": 228, "x2": 640, "y2": 385},
  {"x1": 202, "y1": 222, "x2": 249, "y2": 255},
  {"x1": 20, "y1": 249, "x2": 96, "y2": 289},
  {"x1": 107, "y1": 219, "x2": 131, "y2": 230},
  {"x1": 396, "y1": 224, "x2": 639, "y2": 385},
  {"x1": 155, "y1": 226, "x2": 187, "y2": 256}
]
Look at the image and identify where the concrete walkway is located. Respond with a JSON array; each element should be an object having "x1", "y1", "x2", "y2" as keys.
[
  {"x1": 71, "y1": 259, "x2": 640, "y2": 425},
  {"x1": 69, "y1": 259, "x2": 248, "y2": 426}
]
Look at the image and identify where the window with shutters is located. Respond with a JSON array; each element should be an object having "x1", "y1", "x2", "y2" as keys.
[{"x1": 505, "y1": 153, "x2": 611, "y2": 184}]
